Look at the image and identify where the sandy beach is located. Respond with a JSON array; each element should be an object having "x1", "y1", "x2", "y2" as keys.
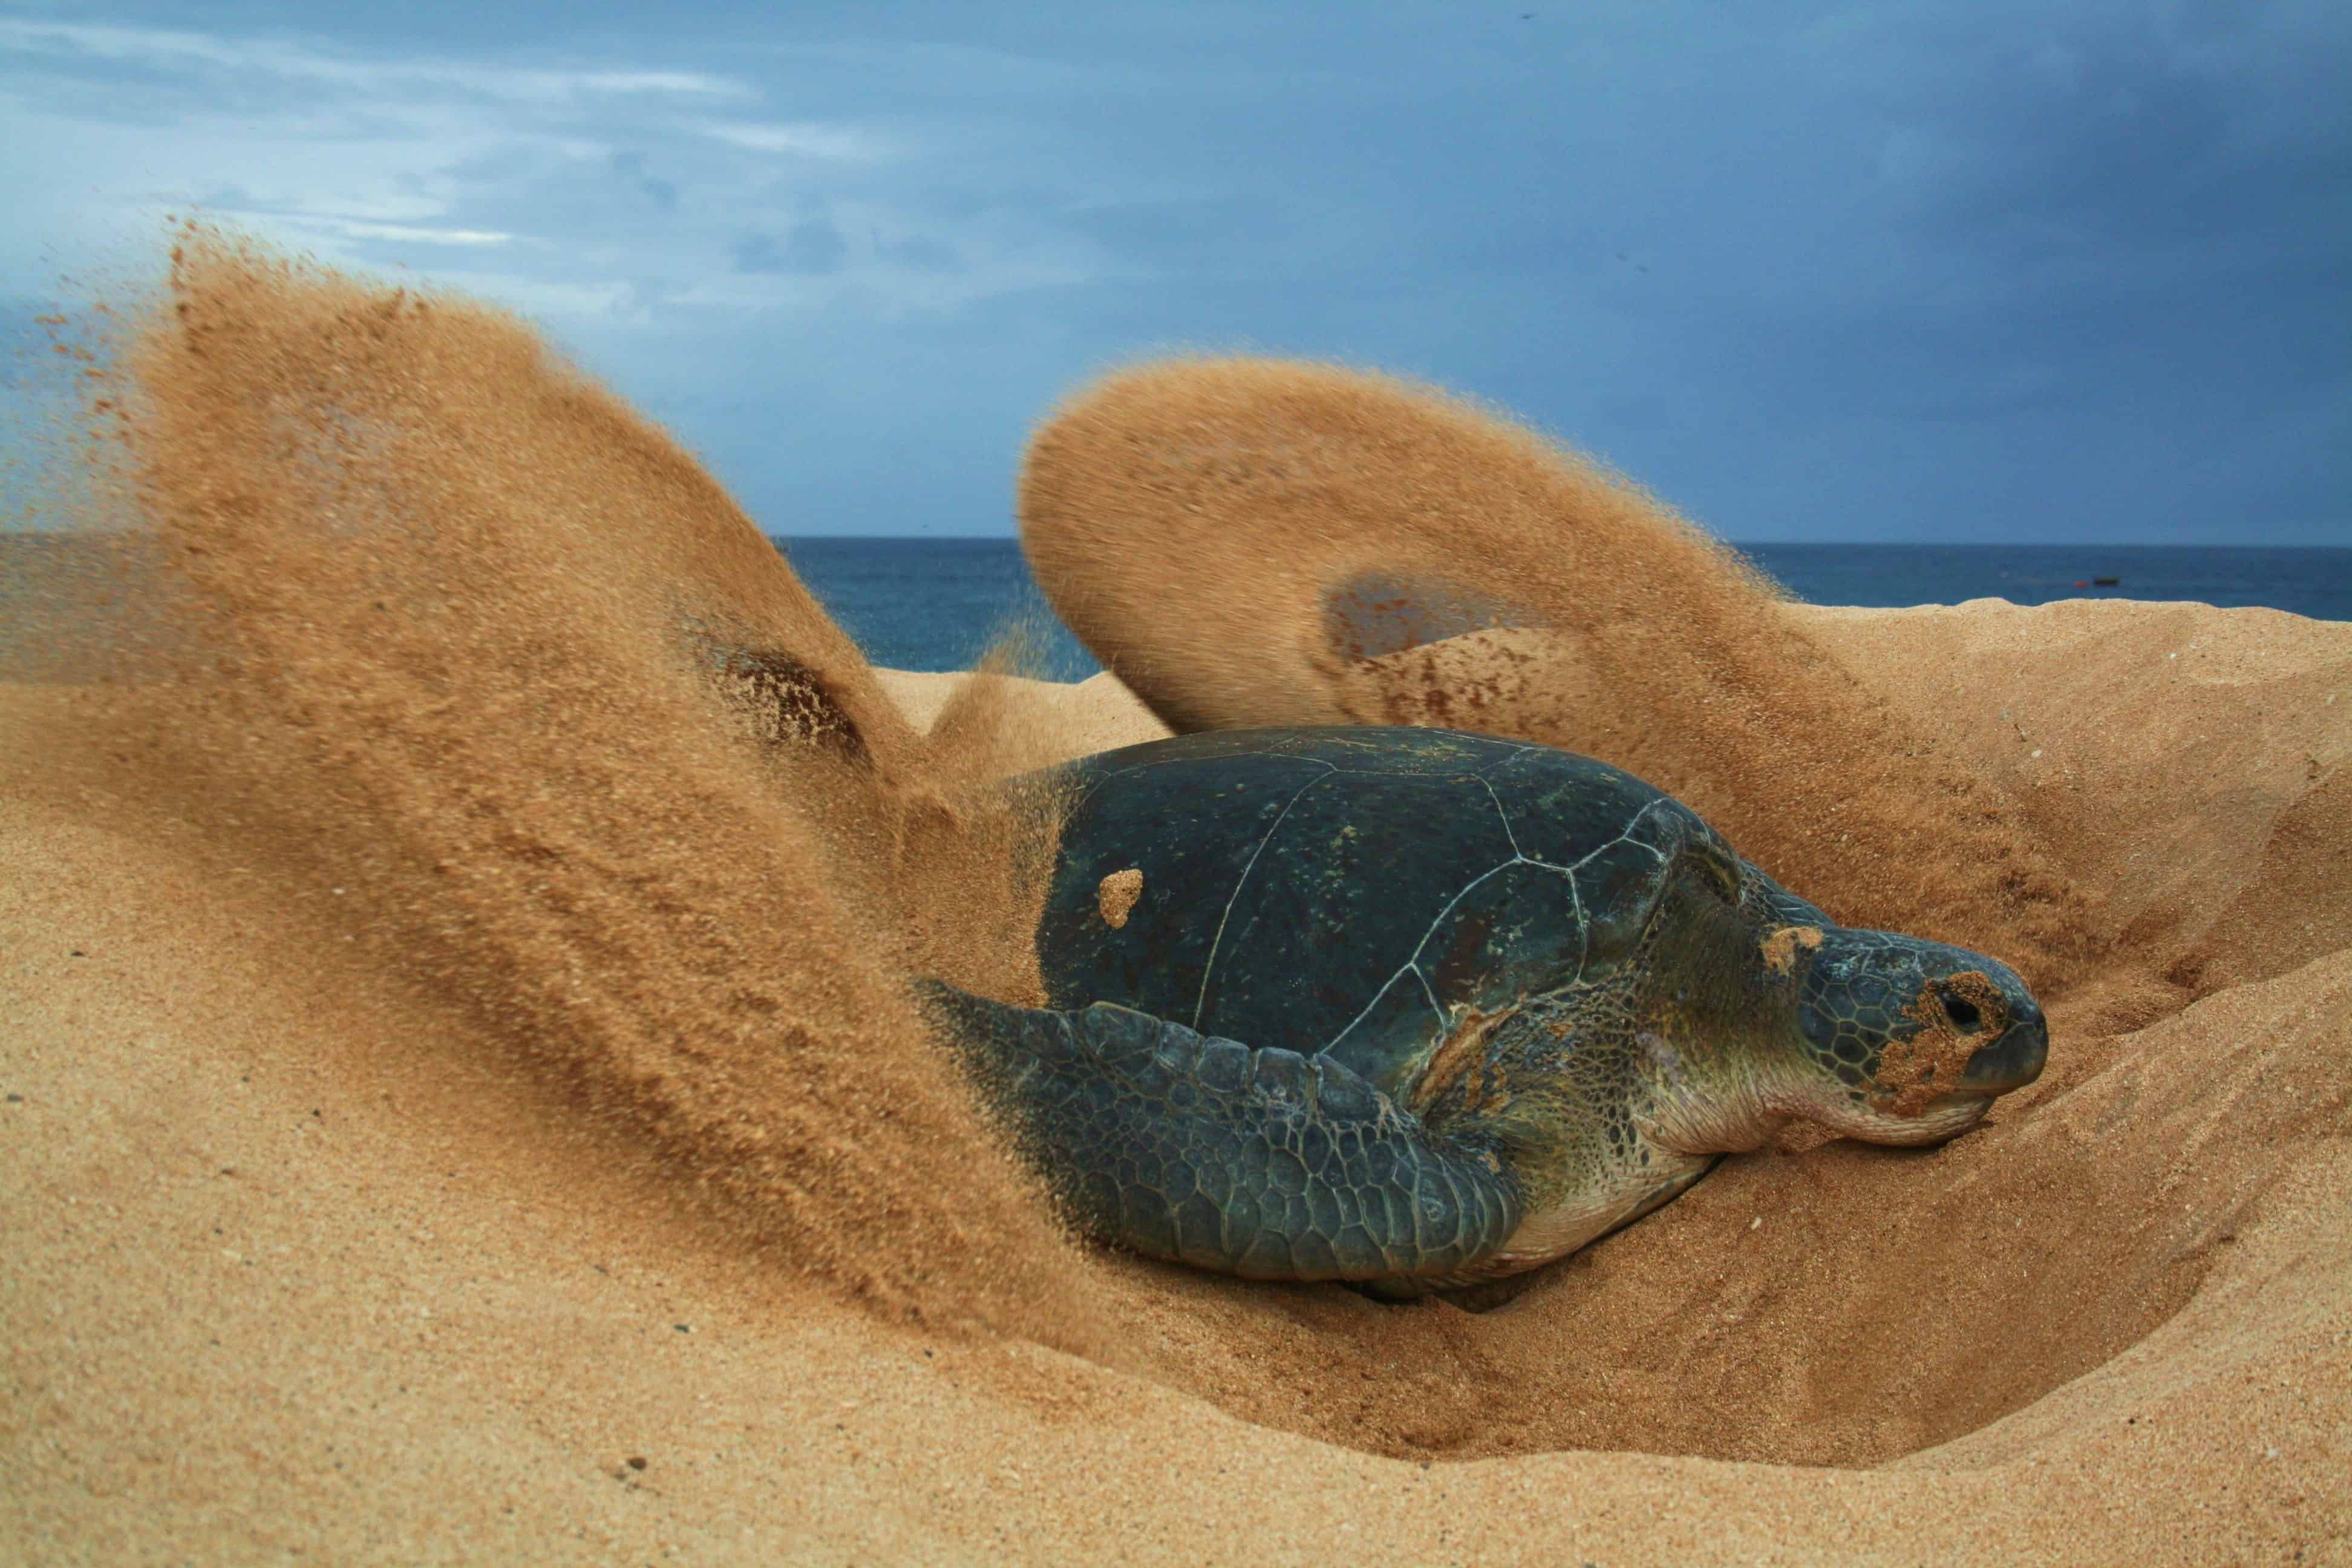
[
  {"x1": 6, "y1": 594, "x2": 2348, "y2": 1564},
  {"x1": 5, "y1": 245, "x2": 2348, "y2": 1564}
]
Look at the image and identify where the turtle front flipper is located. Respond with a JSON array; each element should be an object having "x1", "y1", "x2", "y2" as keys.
[{"x1": 918, "y1": 982, "x2": 1523, "y2": 1284}]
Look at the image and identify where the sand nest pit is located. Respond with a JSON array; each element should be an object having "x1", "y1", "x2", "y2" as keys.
[
  {"x1": 5, "y1": 262, "x2": 2348, "y2": 1558},
  {"x1": 1005, "y1": 360, "x2": 2351, "y2": 1474}
]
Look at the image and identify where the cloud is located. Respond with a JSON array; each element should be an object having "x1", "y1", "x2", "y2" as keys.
[
  {"x1": 0, "y1": 4, "x2": 2341, "y2": 543},
  {"x1": 0, "y1": 19, "x2": 750, "y2": 103},
  {"x1": 879, "y1": 234, "x2": 962, "y2": 273},
  {"x1": 608, "y1": 152, "x2": 680, "y2": 213},
  {"x1": 0, "y1": 15, "x2": 1093, "y2": 331},
  {"x1": 734, "y1": 221, "x2": 850, "y2": 276},
  {"x1": 693, "y1": 120, "x2": 889, "y2": 160},
  {"x1": 1063, "y1": 195, "x2": 1289, "y2": 261},
  {"x1": 279, "y1": 219, "x2": 516, "y2": 247}
]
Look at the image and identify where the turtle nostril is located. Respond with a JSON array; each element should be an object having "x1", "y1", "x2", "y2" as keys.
[
  {"x1": 1961, "y1": 1016, "x2": 2050, "y2": 1091},
  {"x1": 1940, "y1": 992, "x2": 1982, "y2": 1034}
]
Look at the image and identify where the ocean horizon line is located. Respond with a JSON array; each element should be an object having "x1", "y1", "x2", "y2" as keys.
[
  {"x1": 771, "y1": 532, "x2": 2351, "y2": 552},
  {"x1": 0, "y1": 527, "x2": 2341, "y2": 553}
]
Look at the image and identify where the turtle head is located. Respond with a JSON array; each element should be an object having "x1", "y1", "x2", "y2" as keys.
[
  {"x1": 1772, "y1": 926, "x2": 2048, "y2": 1145},
  {"x1": 1583, "y1": 812, "x2": 2046, "y2": 1156}
]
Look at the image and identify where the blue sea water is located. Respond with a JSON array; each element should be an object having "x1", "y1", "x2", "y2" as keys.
[
  {"x1": 5, "y1": 533, "x2": 2342, "y2": 682},
  {"x1": 775, "y1": 537, "x2": 2352, "y2": 677},
  {"x1": 776, "y1": 536, "x2": 1103, "y2": 681}
]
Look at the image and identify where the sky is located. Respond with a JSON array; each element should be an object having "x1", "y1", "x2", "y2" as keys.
[{"x1": 1, "y1": 1, "x2": 2346, "y2": 543}]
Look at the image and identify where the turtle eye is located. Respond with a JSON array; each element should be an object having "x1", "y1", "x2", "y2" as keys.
[{"x1": 1939, "y1": 991, "x2": 1982, "y2": 1033}]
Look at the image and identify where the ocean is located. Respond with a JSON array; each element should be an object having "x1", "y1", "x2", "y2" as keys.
[
  {"x1": 2, "y1": 534, "x2": 2344, "y2": 682},
  {"x1": 776, "y1": 537, "x2": 2352, "y2": 677}
]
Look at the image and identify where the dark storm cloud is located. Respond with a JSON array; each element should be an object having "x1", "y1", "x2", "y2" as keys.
[{"x1": 1, "y1": 2, "x2": 2345, "y2": 541}]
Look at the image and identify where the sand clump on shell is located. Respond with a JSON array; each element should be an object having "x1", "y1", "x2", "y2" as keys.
[
  {"x1": 1096, "y1": 867, "x2": 1146, "y2": 930},
  {"x1": 2, "y1": 240, "x2": 2348, "y2": 1563}
]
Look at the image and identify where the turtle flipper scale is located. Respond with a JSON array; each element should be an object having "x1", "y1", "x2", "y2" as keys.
[{"x1": 918, "y1": 982, "x2": 1523, "y2": 1283}]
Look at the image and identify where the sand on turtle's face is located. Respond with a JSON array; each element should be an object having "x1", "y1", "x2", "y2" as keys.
[{"x1": 3, "y1": 234, "x2": 2348, "y2": 1563}]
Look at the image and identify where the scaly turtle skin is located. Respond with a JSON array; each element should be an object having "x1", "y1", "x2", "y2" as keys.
[{"x1": 923, "y1": 727, "x2": 2047, "y2": 1293}]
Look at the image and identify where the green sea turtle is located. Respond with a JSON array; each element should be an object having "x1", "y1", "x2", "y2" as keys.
[{"x1": 923, "y1": 726, "x2": 2047, "y2": 1293}]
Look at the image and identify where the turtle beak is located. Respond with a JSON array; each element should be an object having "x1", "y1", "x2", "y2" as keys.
[{"x1": 1959, "y1": 997, "x2": 2048, "y2": 1095}]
